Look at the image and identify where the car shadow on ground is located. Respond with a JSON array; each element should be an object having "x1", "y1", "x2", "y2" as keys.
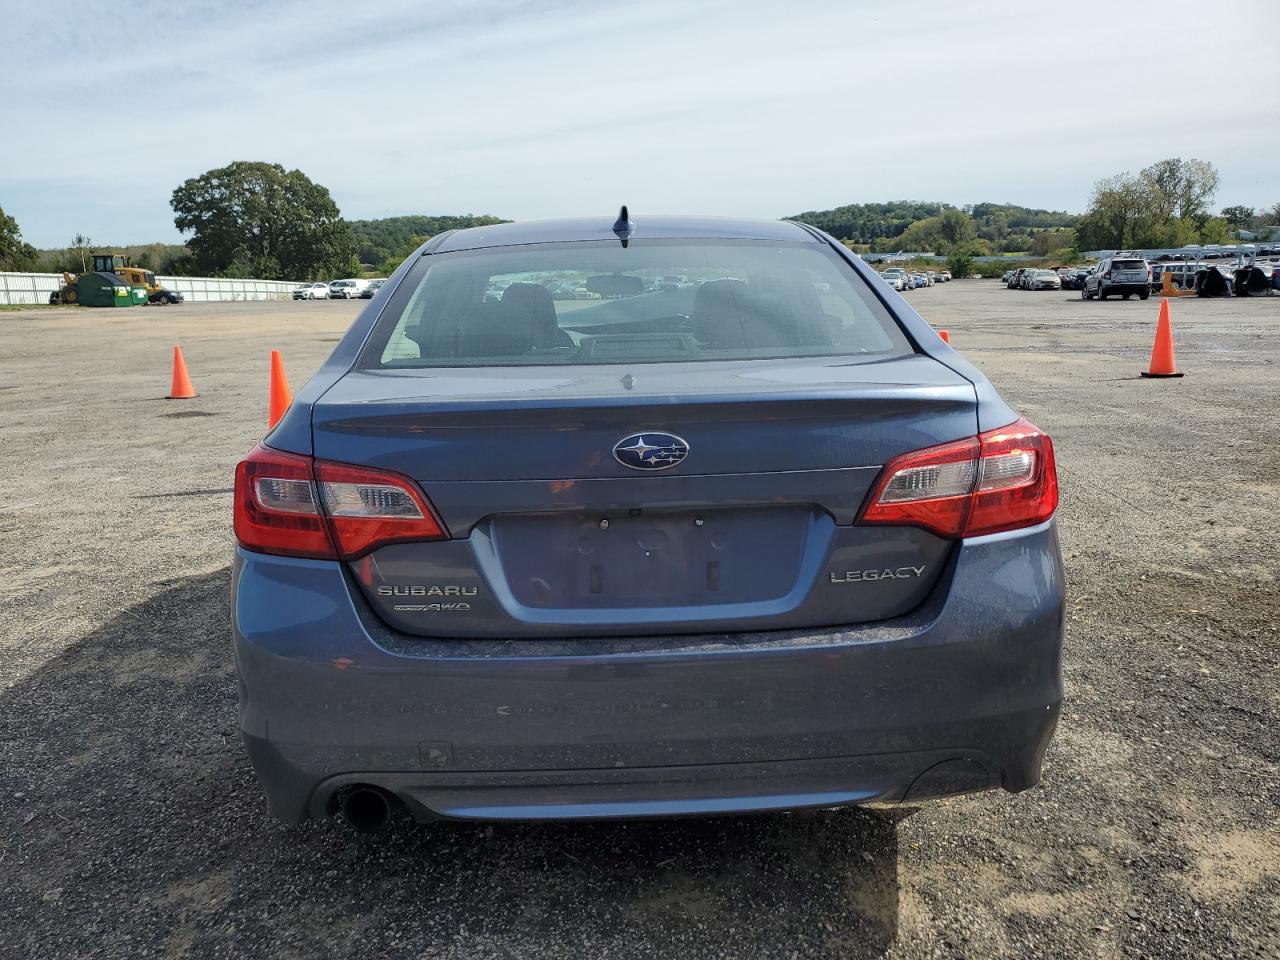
[{"x1": 1, "y1": 569, "x2": 902, "y2": 958}]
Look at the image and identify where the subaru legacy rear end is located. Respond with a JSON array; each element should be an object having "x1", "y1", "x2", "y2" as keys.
[{"x1": 232, "y1": 215, "x2": 1063, "y2": 830}]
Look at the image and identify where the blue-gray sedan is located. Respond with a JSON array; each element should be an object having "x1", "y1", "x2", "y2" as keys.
[{"x1": 233, "y1": 212, "x2": 1063, "y2": 832}]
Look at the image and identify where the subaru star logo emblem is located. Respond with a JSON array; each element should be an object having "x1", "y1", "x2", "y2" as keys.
[{"x1": 613, "y1": 432, "x2": 690, "y2": 471}]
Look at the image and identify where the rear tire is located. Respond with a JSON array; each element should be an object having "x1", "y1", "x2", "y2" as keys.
[
  {"x1": 1139, "y1": 291, "x2": 1150, "y2": 301},
  {"x1": 1099, "y1": 289, "x2": 1108, "y2": 301}
]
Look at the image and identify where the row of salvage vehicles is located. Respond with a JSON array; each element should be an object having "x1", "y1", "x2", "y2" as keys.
[{"x1": 49, "y1": 254, "x2": 184, "y2": 307}]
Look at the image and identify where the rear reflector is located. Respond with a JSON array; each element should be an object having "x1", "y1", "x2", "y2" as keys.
[
  {"x1": 858, "y1": 417, "x2": 1058, "y2": 538},
  {"x1": 234, "y1": 444, "x2": 447, "y2": 560}
]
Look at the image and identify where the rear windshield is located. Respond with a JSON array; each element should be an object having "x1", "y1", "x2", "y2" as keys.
[
  {"x1": 362, "y1": 239, "x2": 913, "y2": 368},
  {"x1": 1113, "y1": 260, "x2": 1146, "y2": 271}
]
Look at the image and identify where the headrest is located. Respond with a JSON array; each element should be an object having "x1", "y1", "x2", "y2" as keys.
[{"x1": 502, "y1": 282, "x2": 572, "y2": 348}]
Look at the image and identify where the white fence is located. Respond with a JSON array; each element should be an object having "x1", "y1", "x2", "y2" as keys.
[
  {"x1": 155, "y1": 276, "x2": 299, "y2": 303},
  {"x1": 0, "y1": 272, "x2": 300, "y2": 305}
]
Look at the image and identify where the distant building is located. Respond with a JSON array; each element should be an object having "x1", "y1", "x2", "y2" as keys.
[{"x1": 1234, "y1": 226, "x2": 1280, "y2": 242}]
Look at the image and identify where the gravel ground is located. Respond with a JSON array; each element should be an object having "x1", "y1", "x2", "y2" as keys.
[{"x1": 0, "y1": 286, "x2": 1276, "y2": 959}]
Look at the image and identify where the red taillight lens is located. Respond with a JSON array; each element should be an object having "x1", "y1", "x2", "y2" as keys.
[
  {"x1": 857, "y1": 436, "x2": 980, "y2": 537},
  {"x1": 234, "y1": 445, "x2": 334, "y2": 559},
  {"x1": 314, "y1": 461, "x2": 445, "y2": 558},
  {"x1": 234, "y1": 445, "x2": 447, "y2": 560},
  {"x1": 858, "y1": 417, "x2": 1058, "y2": 538},
  {"x1": 965, "y1": 418, "x2": 1058, "y2": 536}
]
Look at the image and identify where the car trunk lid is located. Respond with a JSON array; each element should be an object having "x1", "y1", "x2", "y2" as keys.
[{"x1": 313, "y1": 355, "x2": 977, "y2": 637}]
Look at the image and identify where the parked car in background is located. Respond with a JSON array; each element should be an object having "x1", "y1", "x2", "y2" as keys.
[
  {"x1": 1058, "y1": 268, "x2": 1088, "y2": 291},
  {"x1": 232, "y1": 212, "x2": 1064, "y2": 831},
  {"x1": 293, "y1": 282, "x2": 331, "y2": 300},
  {"x1": 1002, "y1": 270, "x2": 1016, "y2": 286},
  {"x1": 358, "y1": 279, "x2": 386, "y2": 299},
  {"x1": 1008, "y1": 268, "x2": 1031, "y2": 289},
  {"x1": 1022, "y1": 269, "x2": 1061, "y2": 291},
  {"x1": 329, "y1": 279, "x2": 372, "y2": 300},
  {"x1": 881, "y1": 268, "x2": 907, "y2": 291},
  {"x1": 1149, "y1": 262, "x2": 1210, "y2": 292},
  {"x1": 938, "y1": 271, "x2": 952, "y2": 282},
  {"x1": 147, "y1": 284, "x2": 184, "y2": 305},
  {"x1": 1082, "y1": 256, "x2": 1151, "y2": 300}
]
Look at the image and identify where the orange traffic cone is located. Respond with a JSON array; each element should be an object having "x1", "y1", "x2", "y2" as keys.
[
  {"x1": 167, "y1": 345, "x2": 196, "y2": 399},
  {"x1": 938, "y1": 329, "x2": 951, "y2": 344},
  {"x1": 268, "y1": 350, "x2": 293, "y2": 428},
  {"x1": 1141, "y1": 299, "x2": 1183, "y2": 378}
]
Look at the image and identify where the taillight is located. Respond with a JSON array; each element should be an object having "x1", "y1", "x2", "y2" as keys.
[
  {"x1": 314, "y1": 461, "x2": 445, "y2": 558},
  {"x1": 858, "y1": 417, "x2": 1058, "y2": 538},
  {"x1": 234, "y1": 446, "x2": 334, "y2": 559},
  {"x1": 233, "y1": 444, "x2": 447, "y2": 560},
  {"x1": 1104, "y1": 271, "x2": 1112, "y2": 279}
]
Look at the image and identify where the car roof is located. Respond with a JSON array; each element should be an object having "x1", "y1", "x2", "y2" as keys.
[{"x1": 432, "y1": 215, "x2": 818, "y2": 253}]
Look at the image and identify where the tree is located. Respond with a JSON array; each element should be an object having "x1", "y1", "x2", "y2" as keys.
[
  {"x1": 894, "y1": 216, "x2": 943, "y2": 253},
  {"x1": 68, "y1": 233, "x2": 93, "y2": 272},
  {"x1": 877, "y1": 207, "x2": 980, "y2": 256},
  {"x1": 348, "y1": 214, "x2": 507, "y2": 266},
  {"x1": 1078, "y1": 159, "x2": 1229, "y2": 250},
  {"x1": 786, "y1": 201, "x2": 1076, "y2": 245},
  {"x1": 946, "y1": 252, "x2": 974, "y2": 279},
  {"x1": 937, "y1": 208, "x2": 977, "y2": 249},
  {"x1": 1196, "y1": 217, "x2": 1231, "y2": 245},
  {"x1": 0, "y1": 204, "x2": 39, "y2": 272},
  {"x1": 1030, "y1": 229, "x2": 1076, "y2": 257},
  {"x1": 1076, "y1": 173, "x2": 1157, "y2": 250},
  {"x1": 1221, "y1": 205, "x2": 1255, "y2": 230},
  {"x1": 1139, "y1": 158, "x2": 1218, "y2": 224},
  {"x1": 171, "y1": 161, "x2": 357, "y2": 279}
]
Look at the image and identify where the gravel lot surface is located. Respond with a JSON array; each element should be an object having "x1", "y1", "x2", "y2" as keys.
[{"x1": 1, "y1": 285, "x2": 1276, "y2": 959}]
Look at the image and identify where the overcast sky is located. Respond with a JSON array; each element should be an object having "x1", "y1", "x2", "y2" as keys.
[{"x1": 4, "y1": 0, "x2": 1278, "y2": 247}]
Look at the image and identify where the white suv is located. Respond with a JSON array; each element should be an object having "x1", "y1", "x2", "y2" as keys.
[
  {"x1": 1083, "y1": 256, "x2": 1151, "y2": 301},
  {"x1": 328, "y1": 279, "x2": 371, "y2": 300}
]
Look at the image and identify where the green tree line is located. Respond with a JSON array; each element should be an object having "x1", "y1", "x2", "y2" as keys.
[
  {"x1": 787, "y1": 201, "x2": 1080, "y2": 255},
  {"x1": 348, "y1": 215, "x2": 507, "y2": 267}
]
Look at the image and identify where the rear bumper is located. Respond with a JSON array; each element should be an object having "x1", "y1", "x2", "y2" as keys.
[{"x1": 232, "y1": 522, "x2": 1065, "y2": 823}]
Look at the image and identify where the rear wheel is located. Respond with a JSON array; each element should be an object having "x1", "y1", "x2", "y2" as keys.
[
  {"x1": 1139, "y1": 291, "x2": 1149, "y2": 301},
  {"x1": 158, "y1": 293, "x2": 171, "y2": 305},
  {"x1": 64, "y1": 287, "x2": 78, "y2": 305},
  {"x1": 1099, "y1": 288, "x2": 1108, "y2": 301}
]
